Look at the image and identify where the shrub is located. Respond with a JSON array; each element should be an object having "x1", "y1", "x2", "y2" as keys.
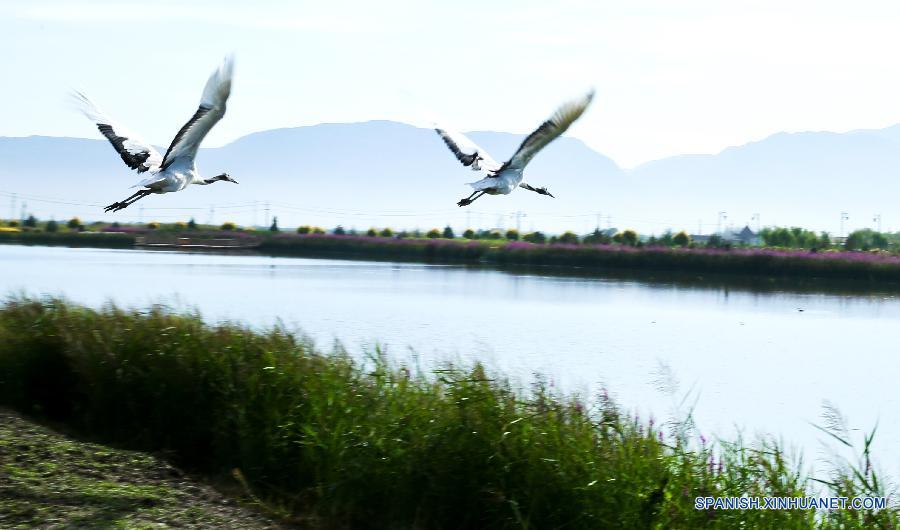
[
  {"x1": 556, "y1": 231, "x2": 579, "y2": 245},
  {"x1": 523, "y1": 231, "x2": 547, "y2": 244},
  {"x1": 147, "y1": 221, "x2": 160, "y2": 230},
  {"x1": 220, "y1": 221, "x2": 237, "y2": 231},
  {"x1": 67, "y1": 217, "x2": 82, "y2": 231},
  {"x1": 187, "y1": 218, "x2": 197, "y2": 230},
  {"x1": 845, "y1": 229, "x2": 888, "y2": 251},
  {"x1": 613, "y1": 229, "x2": 638, "y2": 246},
  {"x1": 269, "y1": 217, "x2": 280, "y2": 232},
  {"x1": 673, "y1": 231, "x2": 691, "y2": 247},
  {"x1": 312, "y1": 227, "x2": 325, "y2": 235},
  {"x1": 174, "y1": 221, "x2": 188, "y2": 230},
  {"x1": 333, "y1": 226, "x2": 346, "y2": 235},
  {"x1": 7, "y1": 220, "x2": 19, "y2": 228},
  {"x1": 380, "y1": 228, "x2": 394, "y2": 238},
  {"x1": 505, "y1": 229, "x2": 519, "y2": 241},
  {"x1": 426, "y1": 228, "x2": 441, "y2": 239},
  {"x1": 23, "y1": 215, "x2": 38, "y2": 228},
  {"x1": 44, "y1": 220, "x2": 58, "y2": 233},
  {"x1": 298, "y1": 225, "x2": 312, "y2": 235},
  {"x1": 442, "y1": 226, "x2": 455, "y2": 239},
  {"x1": 462, "y1": 229, "x2": 476, "y2": 239},
  {"x1": 366, "y1": 228, "x2": 378, "y2": 237},
  {"x1": 583, "y1": 229, "x2": 610, "y2": 245}
]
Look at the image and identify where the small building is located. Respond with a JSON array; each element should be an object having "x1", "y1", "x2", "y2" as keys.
[{"x1": 723, "y1": 225, "x2": 760, "y2": 245}]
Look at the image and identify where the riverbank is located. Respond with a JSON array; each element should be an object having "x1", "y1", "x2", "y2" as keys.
[
  {"x1": 4, "y1": 229, "x2": 900, "y2": 286},
  {"x1": 0, "y1": 407, "x2": 281, "y2": 528},
  {"x1": 0, "y1": 297, "x2": 893, "y2": 528}
]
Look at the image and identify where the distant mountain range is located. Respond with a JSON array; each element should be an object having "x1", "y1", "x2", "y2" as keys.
[{"x1": 2, "y1": 121, "x2": 898, "y2": 234}]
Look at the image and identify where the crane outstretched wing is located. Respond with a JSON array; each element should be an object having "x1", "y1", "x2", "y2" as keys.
[
  {"x1": 160, "y1": 55, "x2": 234, "y2": 170},
  {"x1": 72, "y1": 91, "x2": 162, "y2": 174},
  {"x1": 501, "y1": 90, "x2": 594, "y2": 172},
  {"x1": 434, "y1": 126, "x2": 502, "y2": 174}
]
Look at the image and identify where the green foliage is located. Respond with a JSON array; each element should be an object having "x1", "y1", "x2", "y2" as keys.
[
  {"x1": 613, "y1": 230, "x2": 638, "y2": 246},
  {"x1": 147, "y1": 221, "x2": 160, "y2": 230},
  {"x1": 426, "y1": 228, "x2": 441, "y2": 239},
  {"x1": 705, "y1": 234, "x2": 729, "y2": 249},
  {"x1": 298, "y1": 225, "x2": 313, "y2": 235},
  {"x1": 443, "y1": 226, "x2": 455, "y2": 239},
  {"x1": 312, "y1": 227, "x2": 325, "y2": 235},
  {"x1": 380, "y1": 227, "x2": 394, "y2": 238},
  {"x1": 505, "y1": 229, "x2": 519, "y2": 241},
  {"x1": 269, "y1": 216, "x2": 279, "y2": 232},
  {"x1": 583, "y1": 229, "x2": 611, "y2": 245},
  {"x1": 333, "y1": 225, "x2": 346, "y2": 236},
  {"x1": 761, "y1": 227, "x2": 828, "y2": 249},
  {"x1": 523, "y1": 231, "x2": 547, "y2": 244},
  {"x1": 187, "y1": 218, "x2": 197, "y2": 230},
  {"x1": 23, "y1": 215, "x2": 38, "y2": 228},
  {"x1": 44, "y1": 220, "x2": 58, "y2": 233},
  {"x1": 67, "y1": 217, "x2": 82, "y2": 231},
  {"x1": 366, "y1": 228, "x2": 377, "y2": 237},
  {"x1": 462, "y1": 229, "x2": 476, "y2": 239},
  {"x1": 0, "y1": 299, "x2": 893, "y2": 529},
  {"x1": 6, "y1": 220, "x2": 19, "y2": 228},
  {"x1": 845, "y1": 229, "x2": 888, "y2": 251},
  {"x1": 673, "y1": 231, "x2": 691, "y2": 247},
  {"x1": 220, "y1": 222, "x2": 237, "y2": 231},
  {"x1": 173, "y1": 221, "x2": 187, "y2": 230},
  {"x1": 555, "y1": 231, "x2": 580, "y2": 245}
]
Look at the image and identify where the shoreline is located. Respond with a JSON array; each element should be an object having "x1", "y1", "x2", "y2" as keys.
[{"x1": 4, "y1": 231, "x2": 900, "y2": 293}]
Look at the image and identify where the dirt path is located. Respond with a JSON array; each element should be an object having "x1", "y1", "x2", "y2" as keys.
[{"x1": 0, "y1": 408, "x2": 283, "y2": 529}]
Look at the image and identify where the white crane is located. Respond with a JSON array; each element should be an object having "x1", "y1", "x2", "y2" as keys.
[
  {"x1": 435, "y1": 90, "x2": 594, "y2": 207},
  {"x1": 74, "y1": 56, "x2": 237, "y2": 212}
]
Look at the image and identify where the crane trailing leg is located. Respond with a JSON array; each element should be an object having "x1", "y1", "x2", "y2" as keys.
[
  {"x1": 105, "y1": 189, "x2": 152, "y2": 212},
  {"x1": 458, "y1": 190, "x2": 486, "y2": 207}
]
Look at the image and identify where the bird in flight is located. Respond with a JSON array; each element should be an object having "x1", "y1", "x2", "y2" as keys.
[
  {"x1": 74, "y1": 56, "x2": 237, "y2": 212},
  {"x1": 435, "y1": 90, "x2": 594, "y2": 207}
]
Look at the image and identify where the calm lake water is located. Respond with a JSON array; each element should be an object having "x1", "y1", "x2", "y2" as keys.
[{"x1": 3, "y1": 244, "x2": 899, "y2": 474}]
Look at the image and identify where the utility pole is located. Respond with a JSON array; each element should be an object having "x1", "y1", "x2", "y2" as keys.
[
  {"x1": 264, "y1": 202, "x2": 271, "y2": 228},
  {"x1": 513, "y1": 211, "x2": 527, "y2": 233},
  {"x1": 717, "y1": 211, "x2": 727, "y2": 234},
  {"x1": 751, "y1": 213, "x2": 760, "y2": 233},
  {"x1": 596, "y1": 212, "x2": 602, "y2": 230},
  {"x1": 20, "y1": 201, "x2": 27, "y2": 221},
  {"x1": 606, "y1": 215, "x2": 612, "y2": 229},
  {"x1": 873, "y1": 213, "x2": 882, "y2": 233},
  {"x1": 253, "y1": 201, "x2": 259, "y2": 228},
  {"x1": 840, "y1": 212, "x2": 849, "y2": 238}
]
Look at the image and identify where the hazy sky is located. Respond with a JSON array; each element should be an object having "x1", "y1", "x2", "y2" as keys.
[{"x1": 4, "y1": 0, "x2": 900, "y2": 167}]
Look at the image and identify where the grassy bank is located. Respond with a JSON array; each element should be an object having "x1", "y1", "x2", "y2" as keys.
[
  {"x1": 0, "y1": 298, "x2": 894, "y2": 528},
  {"x1": 5, "y1": 229, "x2": 900, "y2": 285},
  {"x1": 0, "y1": 408, "x2": 280, "y2": 528},
  {"x1": 0, "y1": 230, "x2": 134, "y2": 249}
]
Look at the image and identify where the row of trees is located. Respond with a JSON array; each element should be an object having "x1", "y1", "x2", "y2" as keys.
[
  {"x1": 6, "y1": 215, "x2": 900, "y2": 252},
  {"x1": 759, "y1": 226, "x2": 899, "y2": 252}
]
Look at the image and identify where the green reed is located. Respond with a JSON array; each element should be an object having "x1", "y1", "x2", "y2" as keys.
[{"x1": 0, "y1": 297, "x2": 894, "y2": 528}]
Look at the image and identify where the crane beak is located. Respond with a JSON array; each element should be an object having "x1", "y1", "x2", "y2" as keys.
[{"x1": 226, "y1": 177, "x2": 239, "y2": 184}]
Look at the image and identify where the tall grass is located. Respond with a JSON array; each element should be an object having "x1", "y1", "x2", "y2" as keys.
[{"x1": 0, "y1": 297, "x2": 895, "y2": 528}]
